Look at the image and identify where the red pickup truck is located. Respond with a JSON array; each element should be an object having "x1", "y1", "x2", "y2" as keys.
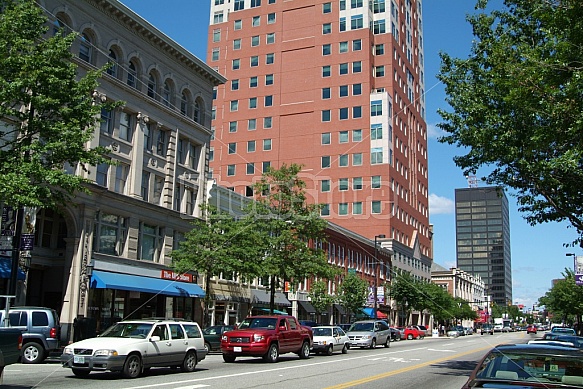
[{"x1": 220, "y1": 315, "x2": 312, "y2": 363}]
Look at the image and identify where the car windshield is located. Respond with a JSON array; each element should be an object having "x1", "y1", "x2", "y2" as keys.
[
  {"x1": 203, "y1": 326, "x2": 220, "y2": 335},
  {"x1": 349, "y1": 322, "x2": 373, "y2": 332},
  {"x1": 553, "y1": 328, "x2": 576, "y2": 335},
  {"x1": 237, "y1": 318, "x2": 278, "y2": 329},
  {"x1": 313, "y1": 327, "x2": 332, "y2": 337},
  {"x1": 474, "y1": 349, "x2": 583, "y2": 386},
  {"x1": 100, "y1": 322, "x2": 153, "y2": 338}
]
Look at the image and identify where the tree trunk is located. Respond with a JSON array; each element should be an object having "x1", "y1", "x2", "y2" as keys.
[{"x1": 269, "y1": 275, "x2": 276, "y2": 314}]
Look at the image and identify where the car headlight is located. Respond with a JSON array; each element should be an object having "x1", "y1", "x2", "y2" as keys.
[
  {"x1": 362, "y1": 335, "x2": 371, "y2": 340},
  {"x1": 93, "y1": 349, "x2": 118, "y2": 357},
  {"x1": 221, "y1": 335, "x2": 228, "y2": 341},
  {"x1": 253, "y1": 334, "x2": 265, "y2": 342},
  {"x1": 63, "y1": 347, "x2": 73, "y2": 355}
]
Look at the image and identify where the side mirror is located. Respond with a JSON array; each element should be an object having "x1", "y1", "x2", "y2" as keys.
[{"x1": 150, "y1": 335, "x2": 161, "y2": 342}]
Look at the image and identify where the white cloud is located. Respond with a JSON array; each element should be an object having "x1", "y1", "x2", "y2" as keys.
[
  {"x1": 429, "y1": 193, "x2": 455, "y2": 215},
  {"x1": 427, "y1": 123, "x2": 444, "y2": 139}
]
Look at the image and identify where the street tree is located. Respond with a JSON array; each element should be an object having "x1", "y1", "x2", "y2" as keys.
[
  {"x1": 389, "y1": 271, "x2": 423, "y2": 324},
  {"x1": 437, "y1": 0, "x2": 583, "y2": 246},
  {"x1": 308, "y1": 280, "x2": 336, "y2": 324},
  {"x1": 418, "y1": 281, "x2": 456, "y2": 325},
  {"x1": 171, "y1": 204, "x2": 264, "y2": 326},
  {"x1": 337, "y1": 272, "x2": 368, "y2": 320},
  {"x1": 0, "y1": 0, "x2": 117, "y2": 210},
  {"x1": 539, "y1": 268, "x2": 583, "y2": 331},
  {"x1": 251, "y1": 163, "x2": 337, "y2": 313}
]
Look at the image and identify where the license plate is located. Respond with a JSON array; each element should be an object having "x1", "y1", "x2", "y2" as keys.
[
  {"x1": 234, "y1": 346, "x2": 242, "y2": 352},
  {"x1": 74, "y1": 355, "x2": 85, "y2": 364}
]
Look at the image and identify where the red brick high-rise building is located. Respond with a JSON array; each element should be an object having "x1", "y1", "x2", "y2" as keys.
[{"x1": 207, "y1": 0, "x2": 431, "y2": 273}]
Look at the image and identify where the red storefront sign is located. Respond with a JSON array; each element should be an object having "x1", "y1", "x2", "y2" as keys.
[{"x1": 160, "y1": 270, "x2": 193, "y2": 283}]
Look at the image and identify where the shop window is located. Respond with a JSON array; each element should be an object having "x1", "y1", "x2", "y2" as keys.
[{"x1": 93, "y1": 212, "x2": 127, "y2": 256}]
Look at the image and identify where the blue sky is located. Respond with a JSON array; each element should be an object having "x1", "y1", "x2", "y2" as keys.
[{"x1": 119, "y1": 0, "x2": 577, "y2": 311}]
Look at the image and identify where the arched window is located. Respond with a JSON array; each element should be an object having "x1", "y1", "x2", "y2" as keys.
[
  {"x1": 107, "y1": 49, "x2": 118, "y2": 78},
  {"x1": 147, "y1": 73, "x2": 157, "y2": 99},
  {"x1": 194, "y1": 98, "x2": 204, "y2": 124},
  {"x1": 79, "y1": 32, "x2": 92, "y2": 63},
  {"x1": 180, "y1": 91, "x2": 190, "y2": 116},
  {"x1": 162, "y1": 81, "x2": 171, "y2": 107},
  {"x1": 127, "y1": 60, "x2": 137, "y2": 88}
]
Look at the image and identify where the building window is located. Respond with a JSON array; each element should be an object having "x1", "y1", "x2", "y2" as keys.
[
  {"x1": 323, "y1": 65, "x2": 331, "y2": 77},
  {"x1": 233, "y1": 39, "x2": 242, "y2": 50},
  {"x1": 321, "y1": 156, "x2": 331, "y2": 168},
  {"x1": 353, "y1": 177, "x2": 363, "y2": 190},
  {"x1": 262, "y1": 161, "x2": 271, "y2": 172},
  {"x1": 252, "y1": 16, "x2": 261, "y2": 27},
  {"x1": 230, "y1": 100, "x2": 239, "y2": 111},
  {"x1": 250, "y1": 76, "x2": 258, "y2": 87},
  {"x1": 266, "y1": 33, "x2": 275, "y2": 44},
  {"x1": 141, "y1": 172, "x2": 150, "y2": 201},
  {"x1": 249, "y1": 97, "x2": 258, "y2": 109},
  {"x1": 213, "y1": 12, "x2": 224, "y2": 24},
  {"x1": 372, "y1": 175, "x2": 381, "y2": 188},
  {"x1": 79, "y1": 33, "x2": 92, "y2": 62},
  {"x1": 373, "y1": 0, "x2": 386, "y2": 13},
  {"x1": 323, "y1": 2, "x2": 332, "y2": 13},
  {"x1": 265, "y1": 74, "x2": 274, "y2": 85},
  {"x1": 353, "y1": 153, "x2": 363, "y2": 165},
  {"x1": 227, "y1": 164, "x2": 236, "y2": 176},
  {"x1": 339, "y1": 131, "x2": 349, "y2": 143},
  {"x1": 321, "y1": 179, "x2": 331, "y2": 192},
  {"x1": 251, "y1": 0, "x2": 261, "y2": 7},
  {"x1": 127, "y1": 60, "x2": 137, "y2": 88},
  {"x1": 213, "y1": 28, "x2": 221, "y2": 42},
  {"x1": 322, "y1": 87, "x2": 331, "y2": 99},
  {"x1": 114, "y1": 164, "x2": 129, "y2": 194},
  {"x1": 353, "y1": 106, "x2": 362, "y2": 118},
  {"x1": 96, "y1": 163, "x2": 109, "y2": 187},
  {"x1": 371, "y1": 123, "x2": 383, "y2": 139},
  {"x1": 353, "y1": 83, "x2": 362, "y2": 95},
  {"x1": 162, "y1": 81, "x2": 171, "y2": 107},
  {"x1": 339, "y1": 178, "x2": 349, "y2": 191},
  {"x1": 353, "y1": 61, "x2": 362, "y2": 73},
  {"x1": 153, "y1": 175, "x2": 164, "y2": 205},
  {"x1": 139, "y1": 223, "x2": 163, "y2": 261},
  {"x1": 228, "y1": 142, "x2": 237, "y2": 154},
  {"x1": 339, "y1": 41, "x2": 348, "y2": 53},
  {"x1": 322, "y1": 110, "x2": 331, "y2": 122},
  {"x1": 340, "y1": 85, "x2": 349, "y2": 97},
  {"x1": 375, "y1": 65, "x2": 385, "y2": 77},
  {"x1": 322, "y1": 132, "x2": 331, "y2": 145},
  {"x1": 371, "y1": 147, "x2": 383, "y2": 164},
  {"x1": 264, "y1": 95, "x2": 273, "y2": 106},
  {"x1": 248, "y1": 119, "x2": 257, "y2": 130},
  {"x1": 144, "y1": 123, "x2": 153, "y2": 152},
  {"x1": 212, "y1": 47, "x2": 220, "y2": 61},
  {"x1": 232, "y1": 59, "x2": 240, "y2": 70},
  {"x1": 266, "y1": 53, "x2": 275, "y2": 64},
  {"x1": 375, "y1": 44, "x2": 385, "y2": 55},
  {"x1": 234, "y1": 19, "x2": 242, "y2": 30},
  {"x1": 353, "y1": 39, "x2": 362, "y2": 51},
  {"x1": 353, "y1": 202, "x2": 363, "y2": 215},
  {"x1": 119, "y1": 111, "x2": 132, "y2": 141},
  {"x1": 353, "y1": 129, "x2": 362, "y2": 142},
  {"x1": 322, "y1": 44, "x2": 331, "y2": 56},
  {"x1": 229, "y1": 121, "x2": 238, "y2": 133},
  {"x1": 321, "y1": 204, "x2": 330, "y2": 216},
  {"x1": 250, "y1": 56, "x2": 259, "y2": 67},
  {"x1": 339, "y1": 63, "x2": 348, "y2": 75},
  {"x1": 252, "y1": 35, "x2": 260, "y2": 46},
  {"x1": 339, "y1": 107, "x2": 349, "y2": 120},
  {"x1": 351, "y1": 0, "x2": 363, "y2": 8},
  {"x1": 340, "y1": 17, "x2": 346, "y2": 32},
  {"x1": 234, "y1": 0, "x2": 245, "y2": 11},
  {"x1": 246, "y1": 162, "x2": 255, "y2": 174},
  {"x1": 100, "y1": 107, "x2": 114, "y2": 135},
  {"x1": 339, "y1": 154, "x2": 349, "y2": 167},
  {"x1": 351, "y1": 14, "x2": 363, "y2": 29},
  {"x1": 180, "y1": 92, "x2": 190, "y2": 115},
  {"x1": 339, "y1": 203, "x2": 348, "y2": 215},
  {"x1": 232, "y1": 79, "x2": 240, "y2": 91},
  {"x1": 323, "y1": 23, "x2": 332, "y2": 34},
  {"x1": 247, "y1": 140, "x2": 256, "y2": 153},
  {"x1": 372, "y1": 201, "x2": 382, "y2": 214},
  {"x1": 177, "y1": 138, "x2": 185, "y2": 164},
  {"x1": 93, "y1": 212, "x2": 127, "y2": 256},
  {"x1": 373, "y1": 20, "x2": 386, "y2": 34},
  {"x1": 263, "y1": 139, "x2": 272, "y2": 150},
  {"x1": 268, "y1": 13, "x2": 276, "y2": 24},
  {"x1": 156, "y1": 129, "x2": 167, "y2": 156},
  {"x1": 264, "y1": 117, "x2": 272, "y2": 128}
]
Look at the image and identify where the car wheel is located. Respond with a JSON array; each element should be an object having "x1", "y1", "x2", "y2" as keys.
[
  {"x1": 299, "y1": 341, "x2": 311, "y2": 359},
  {"x1": 223, "y1": 354, "x2": 236, "y2": 363},
  {"x1": 264, "y1": 343, "x2": 279, "y2": 363},
  {"x1": 326, "y1": 345, "x2": 334, "y2": 356},
  {"x1": 370, "y1": 338, "x2": 377, "y2": 349},
  {"x1": 181, "y1": 350, "x2": 197, "y2": 372},
  {"x1": 342, "y1": 343, "x2": 348, "y2": 354},
  {"x1": 384, "y1": 338, "x2": 390, "y2": 348},
  {"x1": 204, "y1": 342, "x2": 211, "y2": 353},
  {"x1": 21, "y1": 342, "x2": 45, "y2": 364},
  {"x1": 122, "y1": 354, "x2": 142, "y2": 379},
  {"x1": 71, "y1": 369, "x2": 90, "y2": 378},
  {"x1": 407, "y1": 334, "x2": 413, "y2": 340}
]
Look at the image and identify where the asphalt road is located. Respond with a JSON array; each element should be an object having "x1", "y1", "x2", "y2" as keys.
[{"x1": 2, "y1": 332, "x2": 534, "y2": 389}]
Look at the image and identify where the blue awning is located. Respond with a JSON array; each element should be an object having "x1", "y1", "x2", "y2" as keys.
[
  {"x1": 90, "y1": 270, "x2": 205, "y2": 297},
  {"x1": 0, "y1": 256, "x2": 26, "y2": 280}
]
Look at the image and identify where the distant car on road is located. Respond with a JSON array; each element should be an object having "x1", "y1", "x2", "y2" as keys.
[
  {"x1": 403, "y1": 325, "x2": 425, "y2": 340},
  {"x1": 526, "y1": 324, "x2": 537, "y2": 334},
  {"x1": 311, "y1": 326, "x2": 350, "y2": 355},
  {"x1": 550, "y1": 327, "x2": 577, "y2": 336},
  {"x1": 202, "y1": 325, "x2": 234, "y2": 352},
  {"x1": 347, "y1": 320, "x2": 391, "y2": 349},
  {"x1": 480, "y1": 324, "x2": 494, "y2": 335}
]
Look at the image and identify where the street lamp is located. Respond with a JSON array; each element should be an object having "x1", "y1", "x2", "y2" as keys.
[{"x1": 373, "y1": 234, "x2": 386, "y2": 320}]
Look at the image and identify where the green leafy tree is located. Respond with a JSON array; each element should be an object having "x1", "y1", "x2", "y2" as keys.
[
  {"x1": 539, "y1": 268, "x2": 583, "y2": 332},
  {"x1": 389, "y1": 271, "x2": 423, "y2": 325},
  {"x1": 0, "y1": 0, "x2": 117, "y2": 209},
  {"x1": 337, "y1": 272, "x2": 368, "y2": 319},
  {"x1": 171, "y1": 204, "x2": 264, "y2": 326},
  {"x1": 308, "y1": 280, "x2": 336, "y2": 324},
  {"x1": 251, "y1": 163, "x2": 337, "y2": 313},
  {"x1": 451, "y1": 297, "x2": 478, "y2": 323},
  {"x1": 437, "y1": 0, "x2": 583, "y2": 245},
  {"x1": 418, "y1": 282, "x2": 456, "y2": 325}
]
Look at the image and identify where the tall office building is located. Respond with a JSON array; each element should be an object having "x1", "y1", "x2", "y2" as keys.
[
  {"x1": 455, "y1": 187, "x2": 512, "y2": 306},
  {"x1": 207, "y1": 0, "x2": 431, "y2": 266}
]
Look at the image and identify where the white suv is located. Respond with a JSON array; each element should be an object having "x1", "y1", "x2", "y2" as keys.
[{"x1": 61, "y1": 319, "x2": 206, "y2": 378}]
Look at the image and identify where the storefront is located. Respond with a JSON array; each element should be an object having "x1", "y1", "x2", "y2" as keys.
[
  {"x1": 85, "y1": 260, "x2": 204, "y2": 336},
  {"x1": 250, "y1": 289, "x2": 291, "y2": 315}
]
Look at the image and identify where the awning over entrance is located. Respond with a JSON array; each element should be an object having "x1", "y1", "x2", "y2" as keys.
[
  {"x1": 250, "y1": 289, "x2": 291, "y2": 306},
  {"x1": 334, "y1": 304, "x2": 347, "y2": 315},
  {"x1": 298, "y1": 300, "x2": 316, "y2": 314},
  {"x1": 361, "y1": 307, "x2": 387, "y2": 319},
  {"x1": 0, "y1": 256, "x2": 25, "y2": 280},
  {"x1": 257, "y1": 307, "x2": 289, "y2": 315},
  {"x1": 91, "y1": 270, "x2": 205, "y2": 297}
]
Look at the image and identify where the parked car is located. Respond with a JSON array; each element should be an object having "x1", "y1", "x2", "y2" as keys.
[
  {"x1": 551, "y1": 326, "x2": 577, "y2": 336},
  {"x1": 462, "y1": 343, "x2": 583, "y2": 388},
  {"x1": 404, "y1": 325, "x2": 425, "y2": 340},
  {"x1": 414, "y1": 325, "x2": 430, "y2": 337},
  {"x1": 311, "y1": 326, "x2": 350, "y2": 355},
  {"x1": 202, "y1": 325, "x2": 234, "y2": 352},
  {"x1": 526, "y1": 324, "x2": 537, "y2": 334},
  {"x1": 493, "y1": 324, "x2": 504, "y2": 332},
  {"x1": 220, "y1": 315, "x2": 312, "y2": 363},
  {"x1": 502, "y1": 325, "x2": 512, "y2": 333},
  {"x1": 336, "y1": 324, "x2": 352, "y2": 333},
  {"x1": 447, "y1": 327, "x2": 461, "y2": 338},
  {"x1": 481, "y1": 324, "x2": 494, "y2": 335},
  {"x1": 61, "y1": 319, "x2": 206, "y2": 378},
  {"x1": 389, "y1": 327, "x2": 402, "y2": 341},
  {"x1": 0, "y1": 306, "x2": 60, "y2": 364},
  {"x1": 298, "y1": 320, "x2": 319, "y2": 328},
  {"x1": 464, "y1": 327, "x2": 474, "y2": 335},
  {"x1": 347, "y1": 320, "x2": 391, "y2": 349},
  {"x1": 0, "y1": 328, "x2": 23, "y2": 384}
]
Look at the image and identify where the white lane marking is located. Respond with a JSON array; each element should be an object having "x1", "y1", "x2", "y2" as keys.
[
  {"x1": 427, "y1": 348, "x2": 456, "y2": 352},
  {"x1": 174, "y1": 386, "x2": 209, "y2": 389}
]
